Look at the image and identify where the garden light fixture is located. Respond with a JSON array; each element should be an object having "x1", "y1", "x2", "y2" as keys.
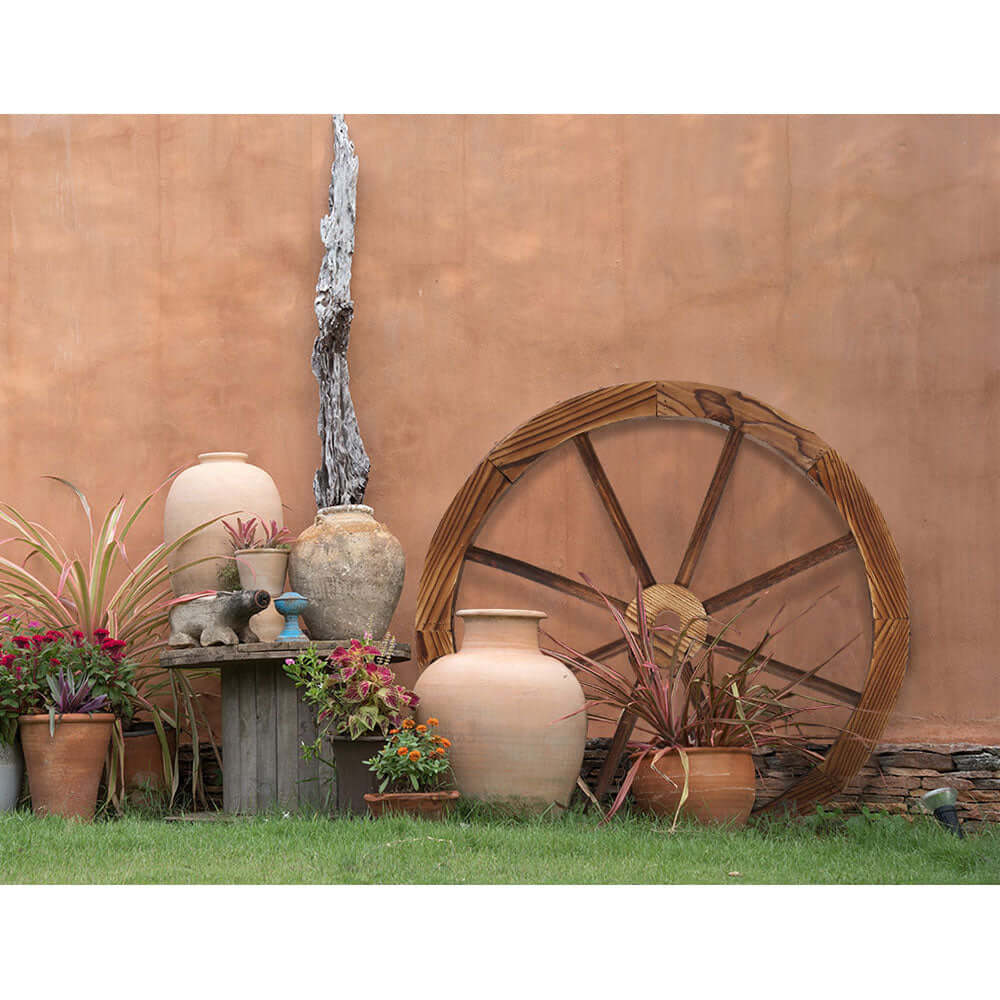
[{"x1": 921, "y1": 787, "x2": 964, "y2": 838}]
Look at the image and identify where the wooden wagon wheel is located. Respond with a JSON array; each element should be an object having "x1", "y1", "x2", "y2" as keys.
[{"x1": 415, "y1": 382, "x2": 909, "y2": 814}]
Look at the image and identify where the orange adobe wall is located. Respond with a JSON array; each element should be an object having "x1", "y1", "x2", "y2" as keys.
[{"x1": 1, "y1": 115, "x2": 998, "y2": 745}]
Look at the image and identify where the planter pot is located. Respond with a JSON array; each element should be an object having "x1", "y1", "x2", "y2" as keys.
[
  {"x1": 0, "y1": 739, "x2": 24, "y2": 812},
  {"x1": 413, "y1": 609, "x2": 587, "y2": 813},
  {"x1": 19, "y1": 713, "x2": 115, "y2": 820},
  {"x1": 288, "y1": 505, "x2": 404, "y2": 640},
  {"x1": 364, "y1": 789, "x2": 460, "y2": 820},
  {"x1": 235, "y1": 548, "x2": 289, "y2": 642},
  {"x1": 630, "y1": 747, "x2": 756, "y2": 827},
  {"x1": 331, "y1": 735, "x2": 386, "y2": 816},
  {"x1": 123, "y1": 723, "x2": 177, "y2": 801},
  {"x1": 164, "y1": 452, "x2": 283, "y2": 597}
]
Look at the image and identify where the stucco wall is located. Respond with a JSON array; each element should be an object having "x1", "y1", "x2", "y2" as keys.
[{"x1": 1, "y1": 115, "x2": 997, "y2": 743}]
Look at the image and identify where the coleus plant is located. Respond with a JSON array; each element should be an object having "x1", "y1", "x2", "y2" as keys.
[{"x1": 283, "y1": 636, "x2": 417, "y2": 742}]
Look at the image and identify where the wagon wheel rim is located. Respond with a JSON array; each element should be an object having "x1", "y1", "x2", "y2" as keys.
[{"x1": 415, "y1": 381, "x2": 910, "y2": 815}]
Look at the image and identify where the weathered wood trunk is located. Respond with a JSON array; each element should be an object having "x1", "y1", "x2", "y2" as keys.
[{"x1": 312, "y1": 114, "x2": 370, "y2": 508}]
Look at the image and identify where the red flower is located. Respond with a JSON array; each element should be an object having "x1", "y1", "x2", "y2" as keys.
[
  {"x1": 49, "y1": 657, "x2": 60, "y2": 667},
  {"x1": 13, "y1": 665, "x2": 21, "y2": 679},
  {"x1": 12, "y1": 636, "x2": 31, "y2": 649},
  {"x1": 30, "y1": 635, "x2": 47, "y2": 647},
  {"x1": 0, "y1": 654, "x2": 13, "y2": 668},
  {"x1": 71, "y1": 630, "x2": 86, "y2": 644},
  {"x1": 93, "y1": 628, "x2": 110, "y2": 640},
  {"x1": 46, "y1": 630, "x2": 66, "y2": 641}
]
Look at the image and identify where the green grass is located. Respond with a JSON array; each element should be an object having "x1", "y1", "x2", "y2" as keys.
[{"x1": 0, "y1": 803, "x2": 997, "y2": 884}]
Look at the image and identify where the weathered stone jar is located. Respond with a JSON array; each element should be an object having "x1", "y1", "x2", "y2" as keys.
[
  {"x1": 413, "y1": 609, "x2": 587, "y2": 812},
  {"x1": 288, "y1": 505, "x2": 405, "y2": 640}
]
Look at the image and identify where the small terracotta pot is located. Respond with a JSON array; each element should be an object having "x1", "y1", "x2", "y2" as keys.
[
  {"x1": 19, "y1": 714, "x2": 115, "y2": 820},
  {"x1": 235, "y1": 547, "x2": 289, "y2": 641},
  {"x1": 630, "y1": 747, "x2": 756, "y2": 827},
  {"x1": 364, "y1": 789, "x2": 460, "y2": 820}
]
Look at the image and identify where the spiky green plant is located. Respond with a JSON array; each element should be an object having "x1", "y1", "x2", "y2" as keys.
[{"x1": 0, "y1": 474, "x2": 232, "y2": 810}]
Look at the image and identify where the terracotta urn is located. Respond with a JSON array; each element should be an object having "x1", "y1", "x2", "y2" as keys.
[
  {"x1": 123, "y1": 722, "x2": 177, "y2": 803},
  {"x1": 163, "y1": 452, "x2": 283, "y2": 597},
  {"x1": 0, "y1": 739, "x2": 24, "y2": 812},
  {"x1": 235, "y1": 548, "x2": 289, "y2": 642},
  {"x1": 413, "y1": 610, "x2": 587, "y2": 813},
  {"x1": 364, "y1": 789, "x2": 460, "y2": 820},
  {"x1": 19, "y1": 713, "x2": 115, "y2": 820},
  {"x1": 629, "y1": 747, "x2": 756, "y2": 827},
  {"x1": 288, "y1": 505, "x2": 404, "y2": 640}
]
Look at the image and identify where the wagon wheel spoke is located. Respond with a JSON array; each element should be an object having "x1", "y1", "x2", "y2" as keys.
[
  {"x1": 572, "y1": 433, "x2": 656, "y2": 587},
  {"x1": 708, "y1": 635, "x2": 862, "y2": 707},
  {"x1": 674, "y1": 427, "x2": 744, "y2": 588},
  {"x1": 465, "y1": 546, "x2": 628, "y2": 612},
  {"x1": 702, "y1": 533, "x2": 857, "y2": 615}
]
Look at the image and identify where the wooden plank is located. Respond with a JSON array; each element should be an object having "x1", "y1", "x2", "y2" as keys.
[
  {"x1": 572, "y1": 433, "x2": 656, "y2": 587},
  {"x1": 809, "y1": 450, "x2": 909, "y2": 620},
  {"x1": 220, "y1": 664, "x2": 240, "y2": 814},
  {"x1": 656, "y1": 381, "x2": 828, "y2": 471},
  {"x1": 160, "y1": 639, "x2": 410, "y2": 670},
  {"x1": 487, "y1": 382, "x2": 659, "y2": 481},
  {"x1": 297, "y1": 687, "x2": 321, "y2": 812},
  {"x1": 237, "y1": 663, "x2": 257, "y2": 814},
  {"x1": 275, "y1": 665, "x2": 300, "y2": 809},
  {"x1": 415, "y1": 459, "x2": 511, "y2": 630},
  {"x1": 674, "y1": 428, "x2": 743, "y2": 588},
  {"x1": 702, "y1": 533, "x2": 857, "y2": 615},
  {"x1": 415, "y1": 627, "x2": 456, "y2": 669},
  {"x1": 255, "y1": 662, "x2": 277, "y2": 810},
  {"x1": 465, "y1": 546, "x2": 628, "y2": 612}
]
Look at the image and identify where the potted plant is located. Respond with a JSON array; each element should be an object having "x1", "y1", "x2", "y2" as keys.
[
  {"x1": 363, "y1": 717, "x2": 459, "y2": 819},
  {"x1": 0, "y1": 628, "x2": 25, "y2": 812},
  {"x1": 283, "y1": 635, "x2": 418, "y2": 816},
  {"x1": 222, "y1": 516, "x2": 292, "y2": 642},
  {"x1": 0, "y1": 476, "x2": 226, "y2": 809},
  {"x1": 548, "y1": 579, "x2": 840, "y2": 828},
  {"x1": 0, "y1": 619, "x2": 139, "y2": 819}
]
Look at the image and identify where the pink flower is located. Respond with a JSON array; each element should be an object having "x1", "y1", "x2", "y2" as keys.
[
  {"x1": 284, "y1": 658, "x2": 295, "y2": 666},
  {"x1": 27, "y1": 621, "x2": 40, "y2": 628}
]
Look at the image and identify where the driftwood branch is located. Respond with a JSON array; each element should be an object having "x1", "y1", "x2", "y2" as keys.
[{"x1": 312, "y1": 114, "x2": 370, "y2": 508}]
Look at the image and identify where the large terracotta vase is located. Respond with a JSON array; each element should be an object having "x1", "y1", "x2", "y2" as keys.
[
  {"x1": 163, "y1": 452, "x2": 283, "y2": 597},
  {"x1": 235, "y1": 548, "x2": 289, "y2": 641},
  {"x1": 413, "y1": 610, "x2": 587, "y2": 812},
  {"x1": 630, "y1": 747, "x2": 756, "y2": 827},
  {"x1": 0, "y1": 739, "x2": 24, "y2": 812},
  {"x1": 289, "y1": 505, "x2": 404, "y2": 640},
  {"x1": 19, "y1": 714, "x2": 115, "y2": 820}
]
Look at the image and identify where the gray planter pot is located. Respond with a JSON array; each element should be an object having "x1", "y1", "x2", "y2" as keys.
[{"x1": 0, "y1": 739, "x2": 24, "y2": 812}]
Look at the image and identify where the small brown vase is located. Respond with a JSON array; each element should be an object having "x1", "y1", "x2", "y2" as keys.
[
  {"x1": 19, "y1": 713, "x2": 116, "y2": 820},
  {"x1": 364, "y1": 789, "x2": 460, "y2": 820},
  {"x1": 630, "y1": 747, "x2": 756, "y2": 827}
]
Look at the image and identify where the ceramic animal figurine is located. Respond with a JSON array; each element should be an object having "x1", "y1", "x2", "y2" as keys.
[{"x1": 168, "y1": 590, "x2": 271, "y2": 647}]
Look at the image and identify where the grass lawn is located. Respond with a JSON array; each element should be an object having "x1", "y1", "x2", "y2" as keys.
[{"x1": 1, "y1": 803, "x2": 997, "y2": 884}]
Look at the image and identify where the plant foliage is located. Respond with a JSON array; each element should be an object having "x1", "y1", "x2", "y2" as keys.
[{"x1": 365, "y1": 717, "x2": 453, "y2": 793}]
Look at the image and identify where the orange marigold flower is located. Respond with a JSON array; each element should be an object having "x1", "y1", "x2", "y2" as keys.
[
  {"x1": 433, "y1": 748, "x2": 445, "y2": 757},
  {"x1": 397, "y1": 747, "x2": 409, "y2": 756},
  {"x1": 409, "y1": 750, "x2": 421, "y2": 761},
  {"x1": 427, "y1": 718, "x2": 439, "y2": 727},
  {"x1": 402, "y1": 719, "x2": 415, "y2": 729},
  {"x1": 389, "y1": 729, "x2": 400, "y2": 735},
  {"x1": 416, "y1": 724, "x2": 428, "y2": 733},
  {"x1": 440, "y1": 738, "x2": 451, "y2": 748}
]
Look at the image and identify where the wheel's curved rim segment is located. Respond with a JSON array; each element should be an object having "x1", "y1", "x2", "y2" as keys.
[{"x1": 415, "y1": 381, "x2": 910, "y2": 814}]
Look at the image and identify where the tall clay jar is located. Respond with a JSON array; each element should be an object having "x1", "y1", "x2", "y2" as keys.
[
  {"x1": 288, "y1": 505, "x2": 404, "y2": 640},
  {"x1": 413, "y1": 610, "x2": 587, "y2": 812},
  {"x1": 163, "y1": 452, "x2": 284, "y2": 597}
]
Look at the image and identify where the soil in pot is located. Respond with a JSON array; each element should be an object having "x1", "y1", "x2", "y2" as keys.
[
  {"x1": 19, "y1": 713, "x2": 115, "y2": 820},
  {"x1": 364, "y1": 789, "x2": 460, "y2": 820},
  {"x1": 629, "y1": 747, "x2": 756, "y2": 827}
]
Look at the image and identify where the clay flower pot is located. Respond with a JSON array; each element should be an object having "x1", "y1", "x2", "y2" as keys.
[
  {"x1": 123, "y1": 722, "x2": 177, "y2": 802},
  {"x1": 164, "y1": 452, "x2": 283, "y2": 597},
  {"x1": 364, "y1": 789, "x2": 460, "y2": 820},
  {"x1": 413, "y1": 609, "x2": 587, "y2": 813},
  {"x1": 289, "y1": 505, "x2": 404, "y2": 640},
  {"x1": 19, "y1": 713, "x2": 115, "y2": 820},
  {"x1": 235, "y1": 547, "x2": 289, "y2": 642},
  {"x1": 629, "y1": 747, "x2": 756, "y2": 827}
]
